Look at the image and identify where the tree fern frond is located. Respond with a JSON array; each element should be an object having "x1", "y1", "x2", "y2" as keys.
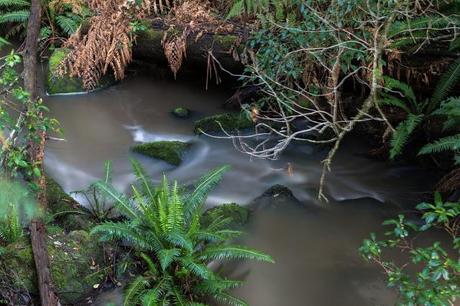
[
  {"x1": 429, "y1": 57, "x2": 460, "y2": 112},
  {"x1": 390, "y1": 114, "x2": 424, "y2": 159},
  {"x1": 418, "y1": 134, "x2": 460, "y2": 155},
  {"x1": 199, "y1": 245, "x2": 274, "y2": 263}
]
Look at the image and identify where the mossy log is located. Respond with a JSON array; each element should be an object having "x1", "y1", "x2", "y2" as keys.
[
  {"x1": 46, "y1": 48, "x2": 114, "y2": 95},
  {"x1": 194, "y1": 112, "x2": 254, "y2": 134},
  {"x1": 133, "y1": 20, "x2": 245, "y2": 72}
]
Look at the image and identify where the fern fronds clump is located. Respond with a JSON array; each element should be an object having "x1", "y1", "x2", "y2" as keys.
[{"x1": 91, "y1": 160, "x2": 273, "y2": 306}]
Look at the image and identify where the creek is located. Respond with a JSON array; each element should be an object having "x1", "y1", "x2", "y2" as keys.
[{"x1": 44, "y1": 72, "x2": 434, "y2": 306}]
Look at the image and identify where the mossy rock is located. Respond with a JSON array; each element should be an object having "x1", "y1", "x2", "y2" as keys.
[
  {"x1": 171, "y1": 107, "x2": 191, "y2": 118},
  {"x1": 1, "y1": 231, "x2": 105, "y2": 304},
  {"x1": 46, "y1": 176, "x2": 93, "y2": 231},
  {"x1": 201, "y1": 203, "x2": 251, "y2": 229},
  {"x1": 194, "y1": 113, "x2": 254, "y2": 134},
  {"x1": 132, "y1": 141, "x2": 190, "y2": 166},
  {"x1": 46, "y1": 48, "x2": 114, "y2": 95}
]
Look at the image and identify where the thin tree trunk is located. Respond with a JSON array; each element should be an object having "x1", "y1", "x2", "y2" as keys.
[{"x1": 23, "y1": 0, "x2": 60, "y2": 305}]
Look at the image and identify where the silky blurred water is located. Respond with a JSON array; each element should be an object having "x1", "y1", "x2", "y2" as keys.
[{"x1": 44, "y1": 73, "x2": 434, "y2": 306}]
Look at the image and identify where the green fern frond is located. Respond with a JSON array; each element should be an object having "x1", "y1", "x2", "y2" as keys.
[
  {"x1": 383, "y1": 76, "x2": 416, "y2": 109},
  {"x1": 158, "y1": 248, "x2": 180, "y2": 271},
  {"x1": 390, "y1": 114, "x2": 424, "y2": 159},
  {"x1": 0, "y1": 0, "x2": 29, "y2": 7},
  {"x1": 140, "y1": 253, "x2": 159, "y2": 275},
  {"x1": 199, "y1": 245, "x2": 274, "y2": 263},
  {"x1": 130, "y1": 158, "x2": 156, "y2": 201},
  {"x1": 184, "y1": 165, "x2": 230, "y2": 223},
  {"x1": 429, "y1": 57, "x2": 460, "y2": 112},
  {"x1": 164, "y1": 231, "x2": 193, "y2": 252},
  {"x1": 56, "y1": 14, "x2": 80, "y2": 35},
  {"x1": 418, "y1": 134, "x2": 460, "y2": 155},
  {"x1": 0, "y1": 10, "x2": 29, "y2": 24},
  {"x1": 450, "y1": 37, "x2": 460, "y2": 51},
  {"x1": 212, "y1": 291, "x2": 248, "y2": 306},
  {"x1": 195, "y1": 278, "x2": 244, "y2": 295},
  {"x1": 179, "y1": 257, "x2": 213, "y2": 280},
  {"x1": 379, "y1": 95, "x2": 411, "y2": 113},
  {"x1": 124, "y1": 276, "x2": 149, "y2": 306},
  {"x1": 94, "y1": 181, "x2": 138, "y2": 218}
]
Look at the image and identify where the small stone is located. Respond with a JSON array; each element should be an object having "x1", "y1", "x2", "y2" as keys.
[{"x1": 171, "y1": 107, "x2": 191, "y2": 119}]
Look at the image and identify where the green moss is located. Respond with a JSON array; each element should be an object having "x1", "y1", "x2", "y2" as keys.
[
  {"x1": 140, "y1": 27, "x2": 164, "y2": 42},
  {"x1": 46, "y1": 176, "x2": 93, "y2": 231},
  {"x1": 215, "y1": 34, "x2": 240, "y2": 49},
  {"x1": 1, "y1": 231, "x2": 105, "y2": 304},
  {"x1": 132, "y1": 141, "x2": 190, "y2": 166},
  {"x1": 201, "y1": 203, "x2": 250, "y2": 229},
  {"x1": 194, "y1": 113, "x2": 254, "y2": 134},
  {"x1": 46, "y1": 48, "x2": 114, "y2": 95},
  {"x1": 172, "y1": 107, "x2": 191, "y2": 118}
]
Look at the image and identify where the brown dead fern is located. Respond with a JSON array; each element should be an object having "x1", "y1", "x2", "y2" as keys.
[
  {"x1": 162, "y1": 29, "x2": 187, "y2": 78},
  {"x1": 59, "y1": 0, "x2": 157, "y2": 90}
]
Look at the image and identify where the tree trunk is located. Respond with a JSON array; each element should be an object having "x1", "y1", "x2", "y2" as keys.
[{"x1": 23, "y1": 0, "x2": 60, "y2": 305}]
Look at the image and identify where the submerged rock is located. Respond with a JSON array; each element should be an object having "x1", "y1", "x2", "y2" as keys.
[
  {"x1": 202, "y1": 203, "x2": 251, "y2": 229},
  {"x1": 194, "y1": 113, "x2": 254, "y2": 134},
  {"x1": 132, "y1": 141, "x2": 190, "y2": 166},
  {"x1": 46, "y1": 48, "x2": 114, "y2": 95},
  {"x1": 1, "y1": 230, "x2": 105, "y2": 304},
  {"x1": 171, "y1": 107, "x2": 191, "y2": 118},
  {"x1": 249, "y1": 184, "x2": 309, "y2": 211}
]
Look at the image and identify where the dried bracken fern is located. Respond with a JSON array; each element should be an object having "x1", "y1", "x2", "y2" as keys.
[
  {"x1": 162, "y1": 29, "x2": 187, "y2": 78},
  {"x1": 59, "y1": 0, "x2": 155, "y2": 89}
]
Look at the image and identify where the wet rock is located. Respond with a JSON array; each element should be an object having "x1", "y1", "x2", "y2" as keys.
[
  {"x1": 171, "y1": 107, "x2": 191, "y2": 118},
  {"x1": 194, "y1": 113, "x2": 254, "y2": 134},
  {"x1": 131, "y1": 141, "x2": 190, "y2": 166},
  {"x1": 248, "y1": 185, "x2": 307, "y2": 211},
  {"x1": 202, "y1": 203, "x2": 250, "y2": 229},
  {"x1": 46, "y1": 48, "x2": 114, "y2": 95}
]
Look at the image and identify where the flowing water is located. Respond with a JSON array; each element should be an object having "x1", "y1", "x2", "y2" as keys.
[{"x1": 44, "y1": 73, "x2": 434, "y2": 306}]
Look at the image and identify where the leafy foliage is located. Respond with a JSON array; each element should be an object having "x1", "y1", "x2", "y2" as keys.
[
  {"x1": 0, "y1": 50, "x2": 60, "y2": 186},
  {"x1": 91, "y1": 161, "x2": 273, "y2": 305},
  {"x1": 360, "y1": 193, "x2": 460, "y2": 305}
]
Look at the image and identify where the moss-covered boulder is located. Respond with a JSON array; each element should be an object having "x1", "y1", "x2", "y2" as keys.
[
  {"x1": 1, "y1": 230, "x2": 105, "y2": 304},
  {"x1": 46, "y1": 176, "x2": 93, "y2": 231},
  {"x1": 202, "y1": 203, "x2": 250, "y2": 229},
  {"x1": 194, "y1": 113, "x2": 254, "y2": 134},
  {"x1": 171, "y1": 107, "x2": 191, "y2": 119},
  {"x1": 46, "y1": 48, "x2": 114, "y2": 95},
  {"x1": 132, "y1": 141, "x2": 190, "y2": 166}
]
